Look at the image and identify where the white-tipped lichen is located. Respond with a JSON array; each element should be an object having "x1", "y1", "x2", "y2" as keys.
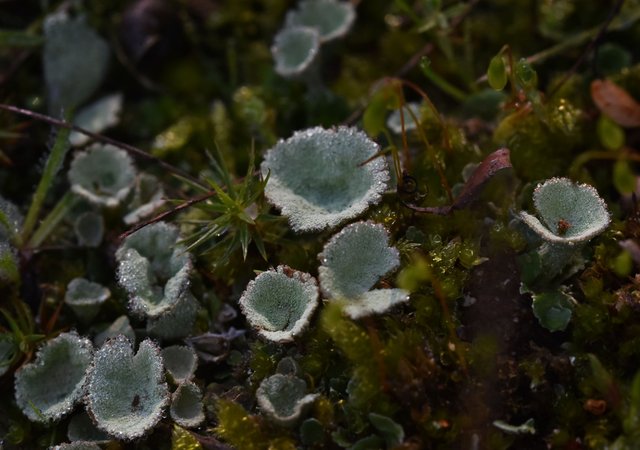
[
  {"x1": 239, "y1": 266, "x2": 319, "y2": 343},
  {"x1": 161, "y1": 345, "x2": 198, "y2": 384},
  {"x1": 261, "y1": 126, "x2": 389, "y2": 232},
  {"x1": 169, "y1": 381, "x2": 204, "y2": 428},
  {"x1": 519, "y1": 177, "x2": 610, "y2": 245},
  {"x1": 64, "y1": 278, "x2": 110, "y2": 323},
  {"x1": 256, "y1": 373, "x2": 319, "y2": 427},
  {"x1": 14, "y1": 332, "x2": 93, "y2": 423},
  {"x1": 85, "y1": 336, "x2": 169, "y2": 440},
  {"x1": 318, "y1": 221, "x2": 409, "y2": 319},
  {"x1": 68, "y1": 145, "x2": 136, "y2": 207},
  {"x1": 272, "y1": 26, "x2": 320, "y2": 77},
  {"x1": 285, "y1": 0, "x2": 356, "y2": 43},
  {"x1": 116, "y1": 222, "x2": 193, "y2": 318}
]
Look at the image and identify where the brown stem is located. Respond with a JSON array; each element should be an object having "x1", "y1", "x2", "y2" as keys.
[
  {"x1": 0, "y1": 103, "x2": 208, "y2": 189},
  {"x1": 548, "y1": 0, "x2": 624, "y2": 98},
  {"x1": 119, "y1": 190, "x2": 217, "y2": 240}
]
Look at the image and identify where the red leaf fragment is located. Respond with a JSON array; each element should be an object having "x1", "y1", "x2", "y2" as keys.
[
  {"x1": 591, "y1": 79, "x2": 640, "y2": 128},
  {"x1": 403, "y1": 148, "x2": 512, "y2": 215}
]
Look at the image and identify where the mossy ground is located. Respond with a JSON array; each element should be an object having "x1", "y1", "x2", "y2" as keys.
[{"x1": 2, "y1": 1, "x2": 640, "y2": 448}]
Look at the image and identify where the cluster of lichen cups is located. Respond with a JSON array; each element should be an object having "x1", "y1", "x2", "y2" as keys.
[
  {"x1": 12, "y1": 124, "x2": 408, "y2": 442},
  {"x1": 14, "y1": 121, "x2": 614, "y2": 442},
  {"x1": 13, "y1": 222, "x2": 204, "y2": 442},
  {"x1": 271, "y1": 0, "x2": 355, "y2": 79},
  {"x1": 517, "y1": 177, "x2": 611, "y2": 331},
  {"x1": 239, "y1": 125, "x2": 409, "y2": 425}
]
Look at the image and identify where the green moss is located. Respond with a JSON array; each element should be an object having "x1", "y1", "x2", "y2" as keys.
[
  {"x1": 171, "y1": 424, "x2": 203, "y2": 450},
  {"x1": 494, "y1": 109, "x2": 572, "y2": 181},
  {"x1": 249, "y1": 341, "x2": 279, "y2": 387},
  {"x1": 319, "y1": 303, "x2": 391, "y2": 412},
  {"x1": 5, "y1": 2, "x2": 640, "y2": 448},
  {"x1": 214, "y1": 399, "x2": 269, "y2": 450}
]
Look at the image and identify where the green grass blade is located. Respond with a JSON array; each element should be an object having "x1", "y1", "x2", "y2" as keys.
[
  {"x1": 28, "y1": 191, "x2": 78, "y2": 248},
  {"x1": 21, "y1": 126, "x2": 71, "y2": 243}
]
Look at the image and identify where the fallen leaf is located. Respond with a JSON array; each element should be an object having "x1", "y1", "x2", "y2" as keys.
[{"x1": 591, "y1": 79, "x2": 640, "y2": 127}]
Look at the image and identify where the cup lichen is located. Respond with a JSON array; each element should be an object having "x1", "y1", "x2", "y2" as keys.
[
  {"x1": 14, "y1": 332, "x2": 93, "y2": 423},
  {"x1": 239, "y1": 266, "x2": 319, "y2": 343},
  {"x1": 116, "y1": 222, "x2": 193, "y2": 318},
  {"x1": 319, "y1": 221, "x2": 409, "y2": 319},
  {"x1": 85, "y1": 336, "x2": 169, "y2": 440},
  {"x1": 261, "y1": 126, "x2": 389, "y2": 233}
]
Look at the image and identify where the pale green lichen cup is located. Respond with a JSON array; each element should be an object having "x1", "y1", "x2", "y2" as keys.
[
  {"x1": 261, "y1": 127, "x2": 389, "y2": 233},
  {"x1": 239, "y1": 266, "x2": 319, "y2": 343}
]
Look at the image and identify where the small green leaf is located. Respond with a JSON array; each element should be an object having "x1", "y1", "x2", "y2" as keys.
[
  {"x1": 487, "y1": 55, "x2": 507, "y2": 91},
  {"x1": 300, "y1": 418, "x2": 325, "y2": 446},
  {"x1": 369, "y1": 412, "x2": 405, "y2": 448},
  {"x1": 515, "y1": 58, "x2": 537, "y2": 90},
  {"x1": 597, "y1": 114, "x2": 625, "y2": 150},
  {"x1": 363, "y1": 85, "x2": 399, "y2": 136},
  {"x1": 531, "y1": 290, "x2": 573, "y2": 332},
  {"x1": 613, "y1": 160, "x2": 636, "y2": 194}
]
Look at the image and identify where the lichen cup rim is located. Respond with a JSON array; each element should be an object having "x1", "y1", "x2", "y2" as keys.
[
  {"x1": 272, "y1": 25, "x2": 321, "y2": 78},
  {"x1": 285, "y1": 0, "x2": 356, "y2": 43},
  {"x1": 14, "y1": 331, "x2": 94, "y2": 423},
  {"x1": 256, "y1": 373, "x2": 319, "y2": 427},
  {"x1": 519, "y1": 177, "x2": 611, "y2": 245},
  {"x1": 318, "y1": 220, "x2": 401, "y2": 299},
  {"x1": 115, "y1": 221, "x2": 193, "y2": 318},
  {"x1": 261, "y1": 126, "x2": 389, "y2": 233},
  {"x1": 68, "y1": 144, "x2": 136, "y2": 208},
  {"x1": 85, "y1": 335, "x2": 169, "y2": 440},
  {"x1": 238, "y1": 265, "x2": 319, "y2": 343}
]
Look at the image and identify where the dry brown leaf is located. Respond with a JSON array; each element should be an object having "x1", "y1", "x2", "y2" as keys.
[{"x1": 591, "y1": 79, "x2": 640, "y2": 128}]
